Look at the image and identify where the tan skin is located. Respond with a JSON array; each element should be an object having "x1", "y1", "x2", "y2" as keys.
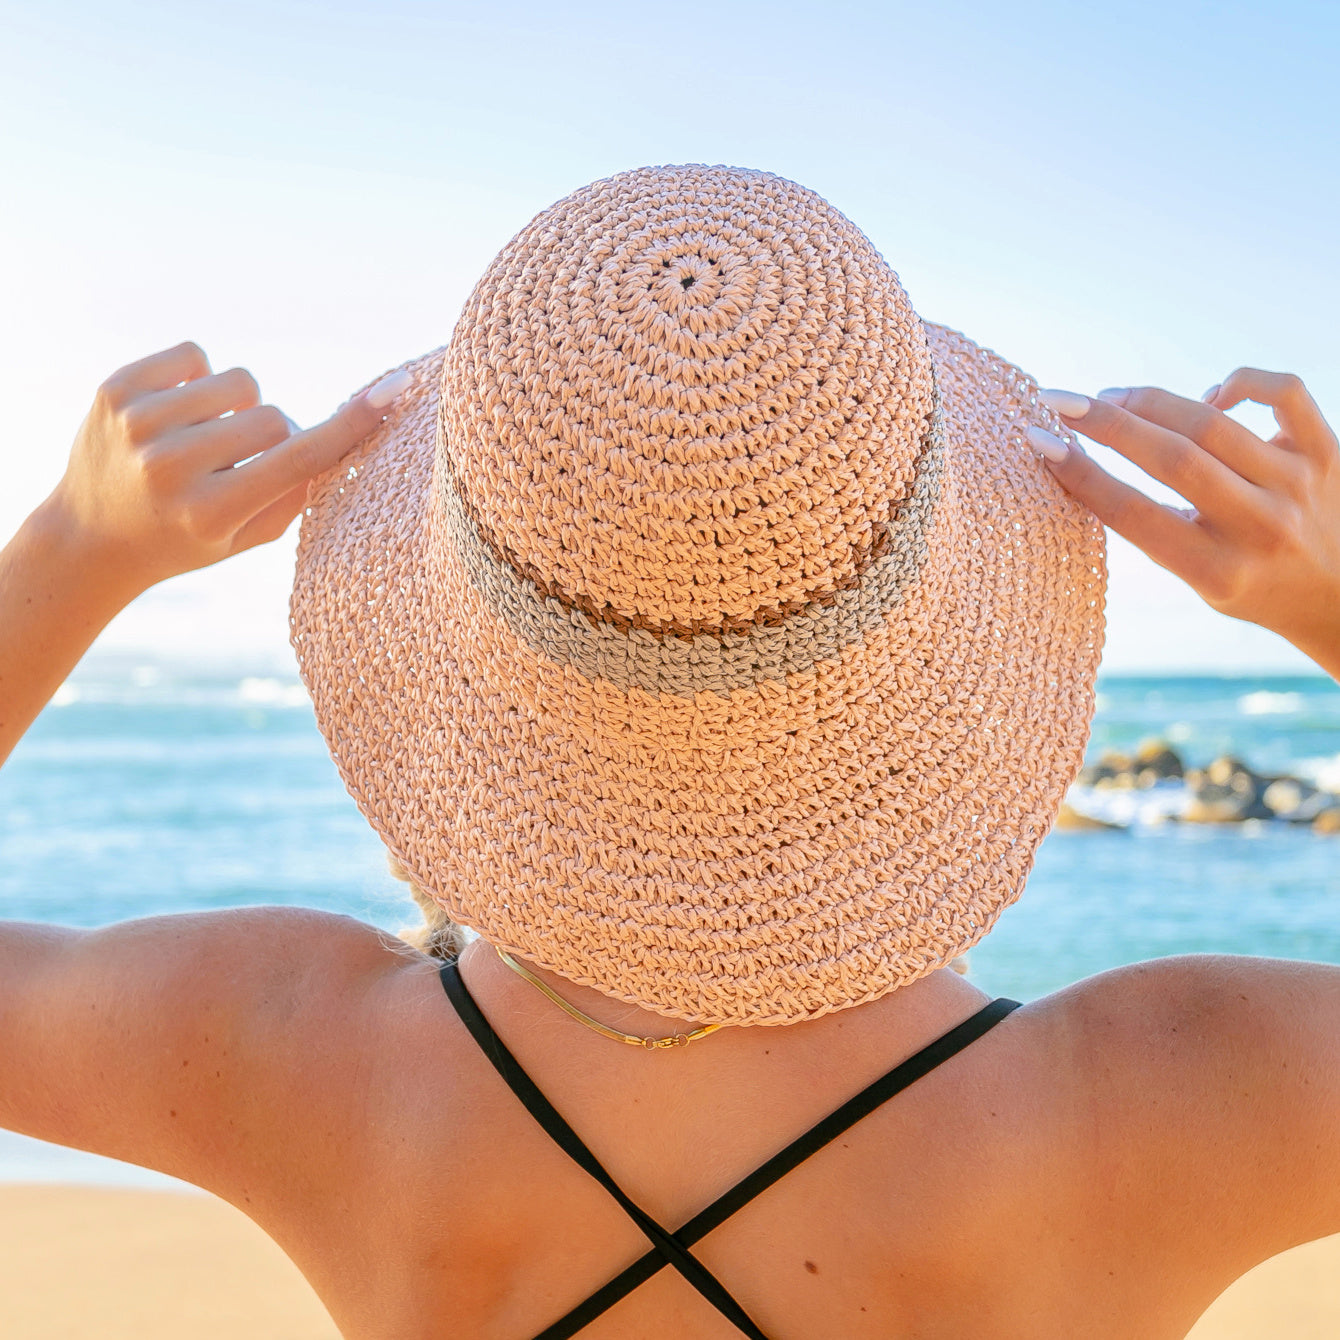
[{"x1": 0, "y1": 342, "x2": 1338, "y2": 1337}]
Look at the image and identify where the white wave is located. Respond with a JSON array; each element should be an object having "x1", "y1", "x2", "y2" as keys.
[
  {"x1": 1294, "y1": 754, "x2": 1340, "y2": 794},
  {"x1": 1064, "y1": 779, "x2": 1191, "y2": 828},
  {"x1": 237, "y1": 677, "x2": 309, "y2": 708},
  {"x1": 1237, "y1": 690, "x2": 1304, "y2": 716},
  {"x1": 49, "y1": 683, "x2": 80, "y2": 707}
]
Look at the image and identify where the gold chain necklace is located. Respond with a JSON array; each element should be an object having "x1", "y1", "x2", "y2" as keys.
[{"x1": 495, "y1": 947, "x2": 723, "y2": 1049}]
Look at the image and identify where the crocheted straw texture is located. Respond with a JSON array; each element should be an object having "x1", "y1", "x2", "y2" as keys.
[{"x1": 291, "y1": 164, "x2": 1106, "y2": 1027}]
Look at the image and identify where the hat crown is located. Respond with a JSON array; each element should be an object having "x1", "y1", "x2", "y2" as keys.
[{"x1": 436, "y1": 164, "x2": 938, "y2": 638}]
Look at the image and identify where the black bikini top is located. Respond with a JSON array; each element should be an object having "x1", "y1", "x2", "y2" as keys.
[{"x1": 440, "y1": 960, "x2": 1020, "y2": 1340}]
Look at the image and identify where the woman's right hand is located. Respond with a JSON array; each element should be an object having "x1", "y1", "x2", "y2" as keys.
[
  {"x1": 1030, "y1": 370, "x2": 1340, "y2": 681},
  {"x1": 47, "y1": 342, "x2": 409, "y2": 596}
]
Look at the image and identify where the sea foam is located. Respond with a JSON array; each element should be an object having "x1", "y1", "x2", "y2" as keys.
[{"x1": 1237, "y1": 690, "x2": 1305, "y2": 716}]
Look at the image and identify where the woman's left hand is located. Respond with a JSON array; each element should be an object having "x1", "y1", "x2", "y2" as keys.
[
  {"x1": 1031, "y1": 371, "x2": 1340, "y2": 681},
  {"x1": 47, "y1": 340, "x2": 410, "y2": 593}
]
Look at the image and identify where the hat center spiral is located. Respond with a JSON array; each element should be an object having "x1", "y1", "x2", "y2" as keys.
[{"x1": 660, "y1": 250, "x2": 722, "y2": 302}]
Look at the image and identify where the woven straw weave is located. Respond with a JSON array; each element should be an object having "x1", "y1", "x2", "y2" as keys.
[{"x1": 291, "y1": 164, "x2": 1106, "y2": 1027}]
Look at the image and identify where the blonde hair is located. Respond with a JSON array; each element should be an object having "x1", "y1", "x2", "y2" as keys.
[{"x1": 388, "y1": 853, "x2": 469, "y2": 963}]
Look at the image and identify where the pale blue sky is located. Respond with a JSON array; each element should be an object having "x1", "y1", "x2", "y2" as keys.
[{"x1": 1, "y1": 0, "x2": 1336, "y2": 671}]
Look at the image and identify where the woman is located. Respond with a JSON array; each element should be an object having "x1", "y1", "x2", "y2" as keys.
[{"x1": 0, "y1": 165, "x2": 1336, "y2": 1339}]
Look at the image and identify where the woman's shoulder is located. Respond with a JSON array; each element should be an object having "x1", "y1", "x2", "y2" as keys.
[
  {"x1": 1026, "y1": 952, "x2": 1340, "y2": 1132},
  {"x1": 1021, "y1": 953, "x2": 1340, "y2": 1270},
  {"x1": 191, "y1": 904, "x2": 422, "y2": 984},
  {"x1": 1034, "y1": 951, "x2": 1339, "y2": 1056}
]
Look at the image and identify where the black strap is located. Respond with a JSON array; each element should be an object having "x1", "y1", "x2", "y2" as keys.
[
  {"x1": 440, "y1": 960, "x2": 1020, "y2": 1340},
  {"x1": 439, "y1": 961, "x2": 772, "y2": 1340},
  {"x1": 544, "y1": 996, "x2": 1022, "y2": 1336}
]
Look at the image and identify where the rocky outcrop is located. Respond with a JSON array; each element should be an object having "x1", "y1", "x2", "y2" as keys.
[{"x1": 1071, "y1": 741, "x2": 1340, "y2": 832}]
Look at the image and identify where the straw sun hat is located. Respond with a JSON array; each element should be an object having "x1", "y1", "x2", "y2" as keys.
[{"x1": 290, "y1": 164, "x2": 1106, "y2": 1027}]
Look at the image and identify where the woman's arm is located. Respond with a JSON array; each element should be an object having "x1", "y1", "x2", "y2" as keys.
[
  {"x1": 1034, "y1": 370, "x2": 1340, "y2": 1257},
  {"x1": 0, "y1": 907, "x2": 399, "y2": 1197},
  {"x1": 0, "y1": 343, "x2": 412, "y2": 1185}
]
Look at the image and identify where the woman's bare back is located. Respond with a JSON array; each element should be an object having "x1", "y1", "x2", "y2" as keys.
[{"x1": 193, "y1": 924, "x2": 1339, "y2": 1340}]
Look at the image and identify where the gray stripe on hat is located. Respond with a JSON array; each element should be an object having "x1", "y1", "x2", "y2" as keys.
[{"x1": 436, "y1": 410, "x2": 944, "y2": 700}]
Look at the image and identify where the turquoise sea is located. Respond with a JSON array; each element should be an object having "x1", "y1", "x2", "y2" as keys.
[{"x1": 1, "y1": 659, "x2": 1337, "y2": 1186}]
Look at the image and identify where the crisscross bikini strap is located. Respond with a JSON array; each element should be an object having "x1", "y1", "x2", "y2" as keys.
[
  {"x1": 538, "y1": 996, "x2": 1023, "y2": 1338},
  {"x1": 439, "y1": 962, "x2": 772, "y2": 1340}
]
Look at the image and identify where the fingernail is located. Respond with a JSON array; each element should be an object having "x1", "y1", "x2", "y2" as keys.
[
  {"x1": 1025, "y1": 425, "x2": 1070, "y2": 463},
  {"x1": 282, "y1": 413, "x2": 302, "y2": 436},
  {"x1": 1038, "y1": 389, "x2": 1091, "y2": 418},
  {"x1": 1201, "y1": 383, "x2": 1221, "y2": 403},
  {"x1": 365, "y1": 368, "x2": 413, "y2": 409},
  {"x1": 1096, "y1": 387, "x2": 1130, "y2": 406}
]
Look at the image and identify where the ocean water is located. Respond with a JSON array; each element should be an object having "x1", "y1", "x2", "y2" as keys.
[{"x1": 1, "y1": 660, "x2": 1337, "y2": 1186}]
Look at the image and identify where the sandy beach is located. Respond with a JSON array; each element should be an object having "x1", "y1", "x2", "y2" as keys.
[
  {"x1": 0, "y1": 1186, "x2": 338, "y2": 1339},
  {"x1": 0, "y1": 1185, "x2": 1334, "y2": 1337}
]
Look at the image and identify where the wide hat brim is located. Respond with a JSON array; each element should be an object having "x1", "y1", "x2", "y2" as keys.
[{"x1": 292, "y1": 321, "x2": 1104, "y2": 1027}]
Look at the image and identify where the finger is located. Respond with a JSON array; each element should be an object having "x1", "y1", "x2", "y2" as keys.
[
  {"x1": 210, "y1": 368, "x2": 413, "y2": 516},
  {"x1": 1036, "y1": 436, "x2": 1220, "y2": 588},
  {"x1": 99, "y1": 341, "x2": 212, "y2": 408},
  {"x1": 1208, "y1": 368, "x2": 1338, "y2": 466},
  {"x1": 125, "y1": 367, "x2": 261, "y2": 438},
  {"x1": 1039, "y1": 392, "x2": 1266, "y2": 521},
  {"x1": 228, "y1": 482, "x2": 309, "y2": 555},
  {"x1": 166, "y1": 404, "x2": 292, "y2": 472},
  {"x1": 1084, "y1": 386, "x2": 1291, "y2": 493}
]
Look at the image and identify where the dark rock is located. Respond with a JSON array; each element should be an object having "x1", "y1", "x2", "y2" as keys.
[
  {"x1": 1262, "y1": 777, "x2": 1333, "y2": 823},
  {"x1": 1183, "y1": 755, "x2": 1273, "y2": 823},
  {"x1": 1079, "y1": 741, "x2": 1183, "y2": 791},
  {"x1": 1314, "y1": 807, "x2": 1340, "y2": 835},
  {"x1": 1078, "y1": 752, "x2": 1132, "y2": 787},
  {"x1": 1205, "y1": 755, "x2": 1252, "y2": 787},
  {"x1": 1133, "y1": 740, "x2": 1184, "y2": 781}
]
